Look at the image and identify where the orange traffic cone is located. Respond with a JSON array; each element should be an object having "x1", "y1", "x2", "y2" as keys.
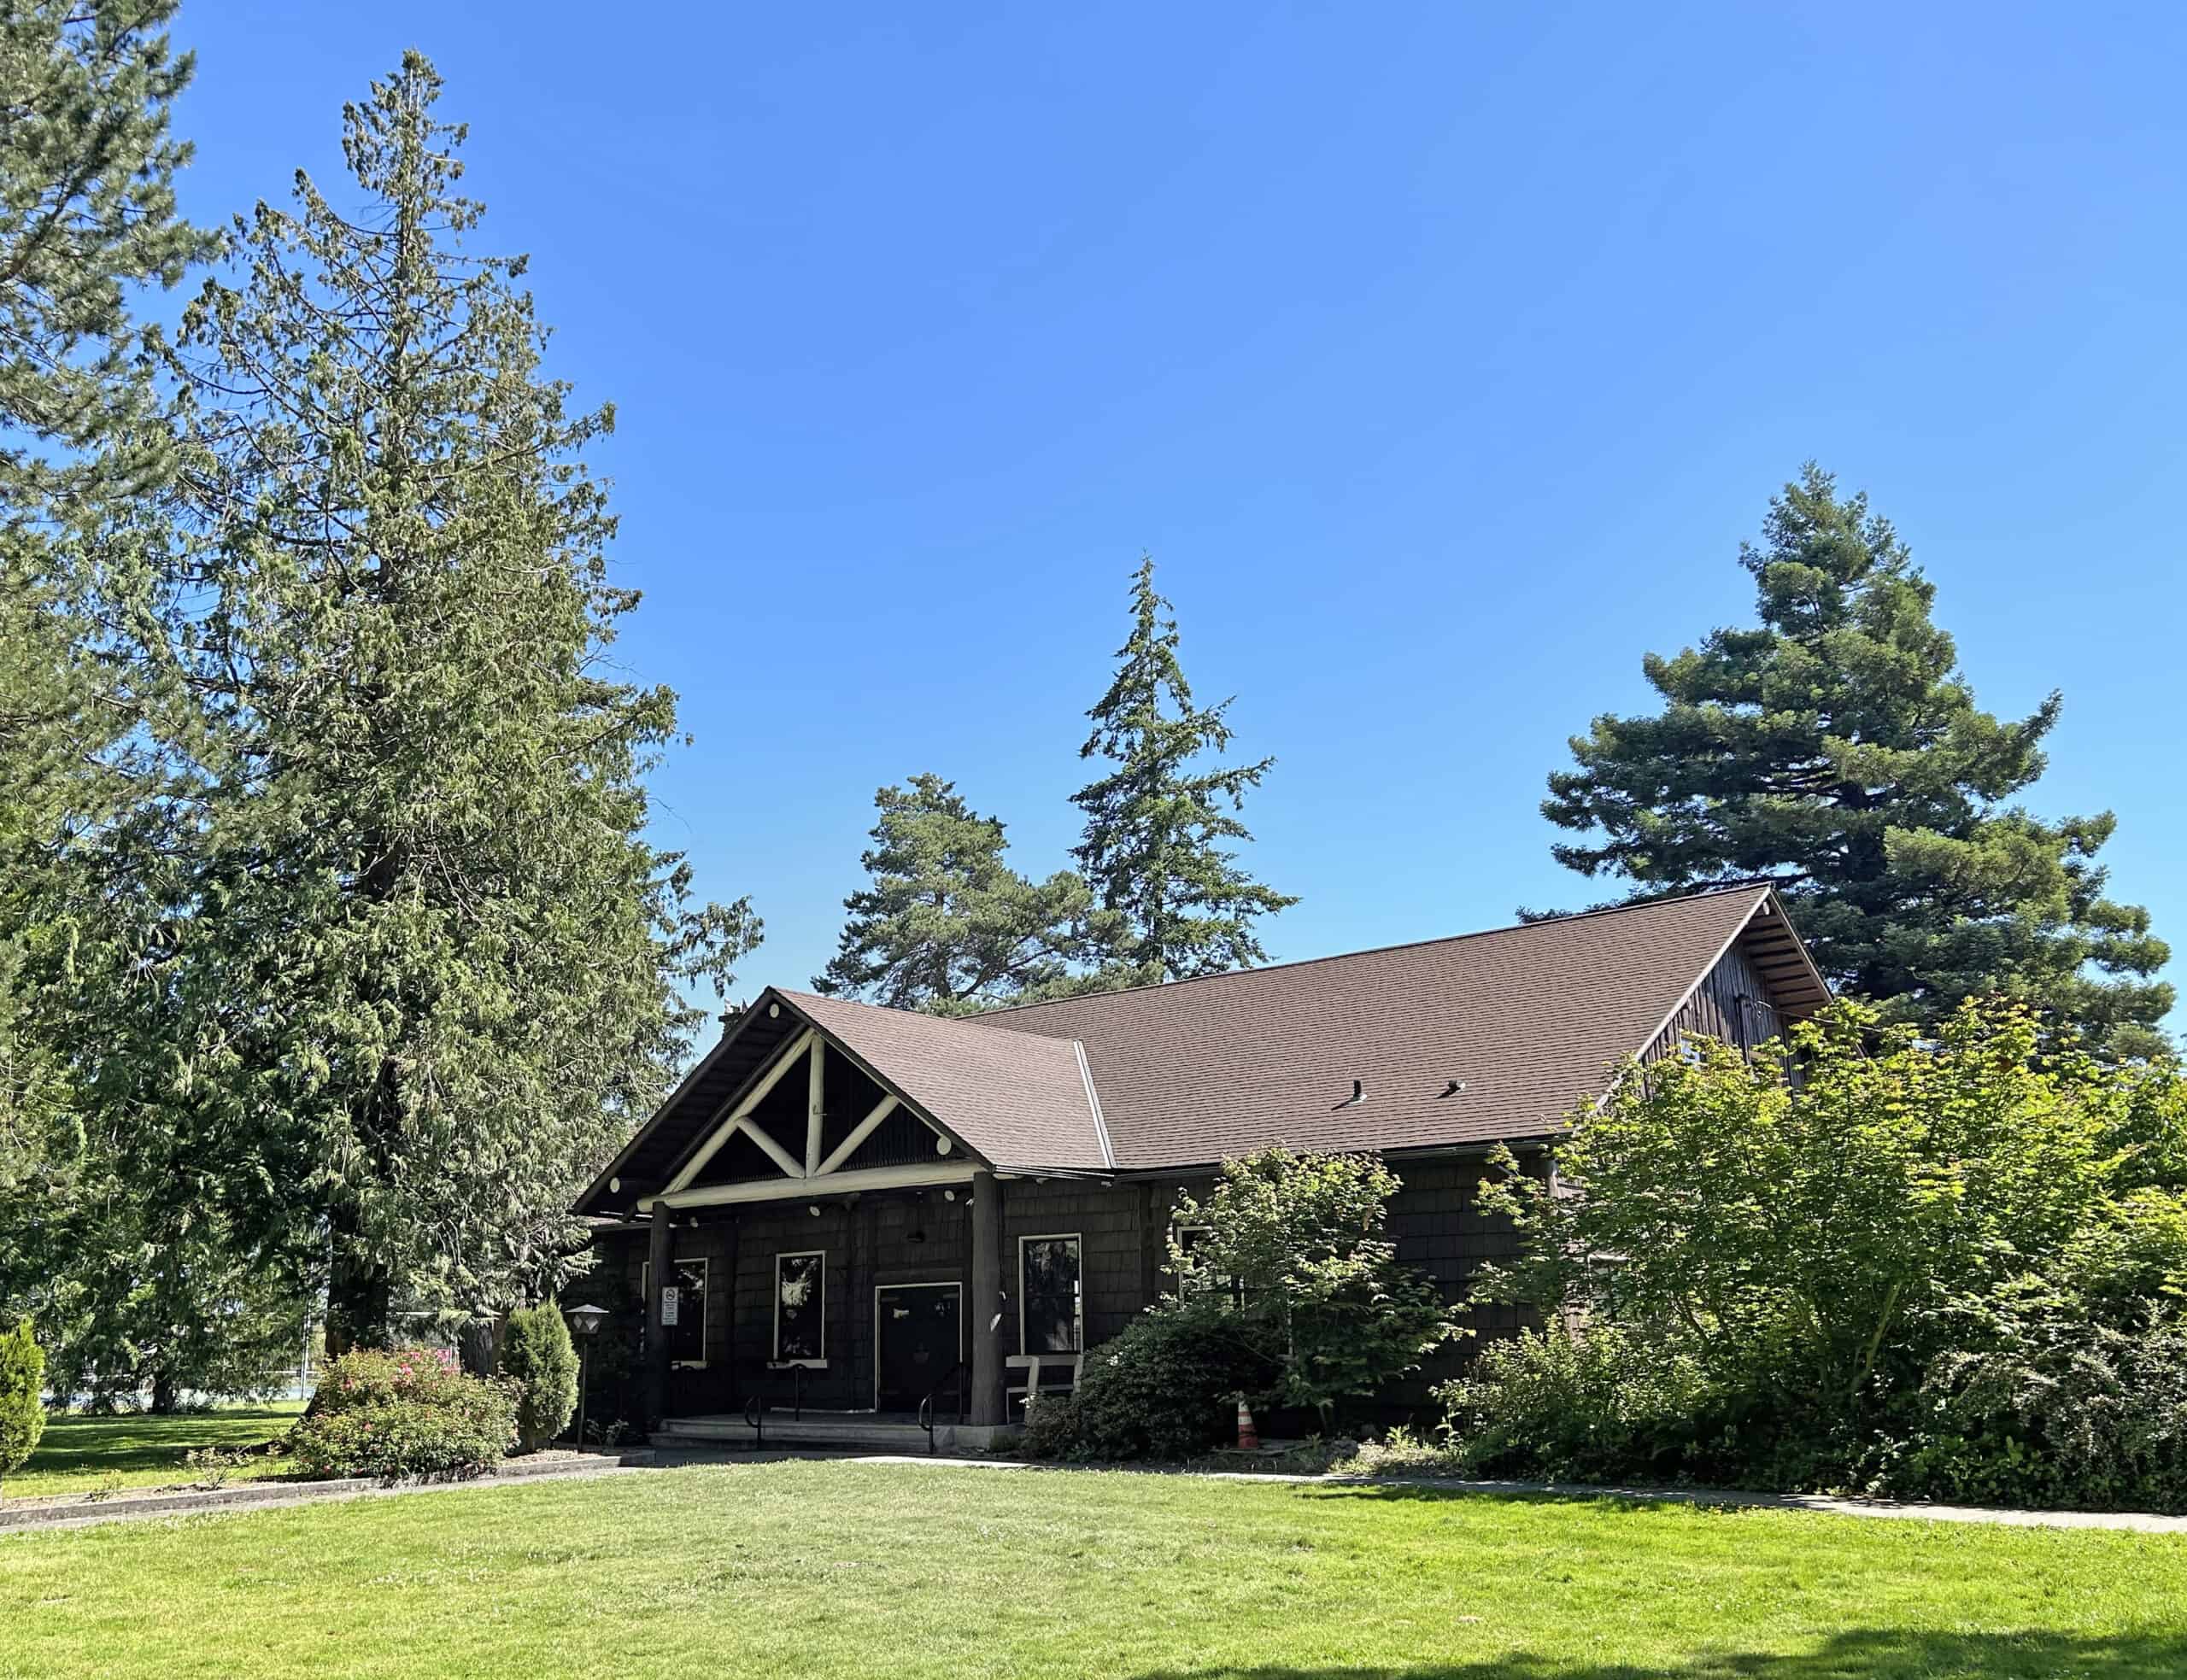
[{"x1": 1235, "y1": 1397, "x2": 1259, "y2": 1452}]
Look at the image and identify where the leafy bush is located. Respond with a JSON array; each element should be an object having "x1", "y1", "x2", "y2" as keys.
[
  {"x1": 290, "y1": 1346, "x2": 515, "y2": 1479},
  {"x1": 0, "y1": 1320, "x2": 45, "y2": 1489},
  {"x1": 1880, "y1": 1302, "x2": 2187, "y2": 1513},
  {"x1": 1436, "y1": 1324, "x2": 1728, "y2": 1483},
  {"x1": 1447, "y1": 998, "x2": 2187, "y2": 1505},
  {"x1": 1019, "y1": 1297, "x2": 1275, "y2": 1461},
  {"x1": 1170, "y1": 1147, "x2": 1461, "y2": 1425},
  {"x1": 501, "y1": 1302, "x2": 578, "y2": 1451}
]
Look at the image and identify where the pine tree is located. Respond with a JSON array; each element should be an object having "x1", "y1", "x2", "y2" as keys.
[
  {"x1": 1070, "y1": 558, "x2": 1295, "y2": 981},
  {"x1": 1542, "y1": 465, "x2": 2172, "y2": 1057},
  {"x1": 816, "y1": 774, "x2": 1115, "y2": 1015},
  {"x1": 85, "y1": 55, "x2": 759, "y2": 1351}
]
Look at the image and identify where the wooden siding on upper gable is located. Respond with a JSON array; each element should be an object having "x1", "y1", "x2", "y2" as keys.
[{"x1": 1645, "y1": 930, "x2": 1789, "y2": 1062}]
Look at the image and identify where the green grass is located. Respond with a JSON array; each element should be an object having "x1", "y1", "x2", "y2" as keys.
[
  {"x1": 4, "y1": 1461, "x2": 2187, "y2": 1678},
  {"x1": 3, "y1": 1403, "x2": 302, "y2": 1500}
]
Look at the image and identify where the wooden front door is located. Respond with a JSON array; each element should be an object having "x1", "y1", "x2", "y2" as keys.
[{"x1": 875, "y1": 1283, "x2": 961, "y2": 1412}]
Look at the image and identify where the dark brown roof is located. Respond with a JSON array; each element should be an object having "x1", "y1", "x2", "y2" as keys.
[
  {"x1": 984, "y1": 885, "x2": 1794, "y2": 1169},
  {"x1": 775, "y1": 990, "x2": 1111, "y2": 1173},
  {"x1": 578, "y1": 885, "x2": 1816, "y2": 1209}
]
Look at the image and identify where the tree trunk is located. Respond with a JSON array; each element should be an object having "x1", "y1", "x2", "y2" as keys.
[
  {"x1": 149, "y1": 1371, "x2": 178, "y2": 1415},
  {"x1": 456, "y1": 1314, "x2": 501, "y2": 1379},
  {"x1": 325, "y1": 1254, "x2": 394, "y2": 1357}
]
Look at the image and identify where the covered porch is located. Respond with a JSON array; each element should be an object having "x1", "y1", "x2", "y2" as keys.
[{"x1": 578, "y1": 993, "x2": 1121, "y2": 1450}]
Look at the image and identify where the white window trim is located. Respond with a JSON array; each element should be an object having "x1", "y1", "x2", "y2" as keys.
[
  {"x1": 1017, "y1": 1232, "x2": 1084, "y2": 1356},
  {"x1": 773, "y1": 1250, "x2": 828, "y2": 1367},
  {"x1": 871, "y1": 1280, "x2": 965, "y2": 1409},
  {"x1": 643, "y1": 1256, "x2": 711, "y2": 1370},
  {"x1": 1168, "y1": 1222, "x2": 1245, "y2": 1306}
]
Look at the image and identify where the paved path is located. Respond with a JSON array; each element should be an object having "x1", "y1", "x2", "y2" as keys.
[
  {"x1": 739, "y1": 1451, "x2": 2187, "y2": 1535},
  {"x1": 12, "y1": 1445, "x2": 2187, "y2": 1537},
  {"x1": 1, "y1": 1455, "x2": 649, "y2": 1536}
]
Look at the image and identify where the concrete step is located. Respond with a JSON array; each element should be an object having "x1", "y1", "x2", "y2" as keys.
[
  {"x1": 655, "y1": 1414, "x2": 932, "y2": 1450},
  {"x1": 653, "y1": 1412, "x2": 1011, "y2": 1455}
]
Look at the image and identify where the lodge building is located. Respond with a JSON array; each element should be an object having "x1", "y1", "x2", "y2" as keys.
[{"x1": 576, "y1": 884, "x2": 1826, "y2": 1450}]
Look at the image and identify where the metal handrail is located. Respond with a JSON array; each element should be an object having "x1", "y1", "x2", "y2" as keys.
[
  {"x1": 917, "y1": 1361, "x2": 968, "y2": 1455},
  {"x1": 742, "y1": 1392, "x2": 767, "y2": 1449}
]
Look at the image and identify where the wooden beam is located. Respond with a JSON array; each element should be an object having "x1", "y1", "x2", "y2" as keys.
[
  {"x1": 648, "y1": 1162, "x2": 977, "y2": 1210},
  {"x1": 969, "y1": 1168, "x2": 1005, "y2": 1427},
  {"x1": 645, "y1": 1211, "x2": 672, "y2": 1429},
  {"x1": 805, "y1": 1036, "x2": 825, "y2": 1176},
  {"x1": 665, "y1": 1028, "x2": 815, "y2": 1193},
  {"x1": 738, "y1": 1115, "x2": 806, "y2": 1180},
  {"x1": 815, "y1": 1094, "x2": 900, "y2": 1177}
]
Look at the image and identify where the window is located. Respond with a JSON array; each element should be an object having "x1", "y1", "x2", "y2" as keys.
[
  {"x1": 774, "y1": 1250, "x2": 826, "y2": 1364},
  {"x1": 643, "y1": 1257, "x2": 709, "y2": 1367},
  {"x1": 1019, "y1": 1234, "x2": 1082, "y2": 1355},
  {"x1": 1170, "y1": 1223, "x2": 1243, "y2": 1307}
]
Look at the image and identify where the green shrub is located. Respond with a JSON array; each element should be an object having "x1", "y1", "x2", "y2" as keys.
[
  {"x1": 1019, "y1": 1297, "x2": 1276, "y2": 1461},
  {"x1": 1436, "y1": 1323, "x2": 1731, "y2": 1483},
  {"x1": 1876, "y1": 1304, "x2": 2187, "y2": 1513},
  {"x1": 290, "y1": 1346, "x2": 515, "y2": 1479},
  {"x1": 1170, "y1": 1147, "x2": 1462, "y2": 1427},
  {"x1": 501, "y1": 1302, "x2": 579, "y2": 1451},
  {"x1": 0, "y1": 1320, "x2": 45, "y2": 1490}
]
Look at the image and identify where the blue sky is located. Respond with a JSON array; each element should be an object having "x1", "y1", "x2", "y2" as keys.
[{"x1": 167, "y1": 3, "x2": 2185, "y2": 1021}]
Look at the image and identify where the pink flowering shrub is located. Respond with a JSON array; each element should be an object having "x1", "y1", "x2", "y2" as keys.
[{"x1": 290, "y1": 1347, "x2": 518, "y2": 1479}]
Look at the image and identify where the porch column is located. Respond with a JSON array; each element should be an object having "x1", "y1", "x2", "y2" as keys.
[
  {"x1": 969, "y1": 1168, "x2": 1005, "y2": 1425},
  {"x1": 720, "y1": 1212, "x2": 740, "y2": 1409},
  {"x1": 645, "y1": 1207, "x2": 672, "y2": 1429}
]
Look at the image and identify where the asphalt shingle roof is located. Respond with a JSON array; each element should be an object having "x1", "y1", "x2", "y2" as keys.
[
  {"x1": 774, "y1": 990, "x2": 1113, "y2": 1173},
  {"x1": 583, "y1": 886, "x2": 1802, "y2": 1207},
  {"x1": 977, "y1": 885, "x2": 1780, "y2": 1170}
]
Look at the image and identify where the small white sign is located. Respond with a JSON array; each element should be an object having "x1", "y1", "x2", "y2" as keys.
[{"x1": 660, "y1": 1286, "x2": 680, "y2": 1327}]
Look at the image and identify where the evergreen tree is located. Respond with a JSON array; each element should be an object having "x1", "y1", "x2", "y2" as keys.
[
  {"x1": 85, "y1": 55, "x2": 758, "y2": 1352},
  {"x1": 816, "y1": 774, "x2": 1116, "y2": 1015},
  {"x1": 1542, "y1": 465, "x2": 2172, "y2": 1057},
  {"x1": 0, "y1": 1, "x2": 211, "y2": 1355},
  {"x1": 0, "y1": 0, "x2": 206, "y2": 505},
  {"x1": 1070, "y1": 558, "x2": 1295, "y2": 981}
]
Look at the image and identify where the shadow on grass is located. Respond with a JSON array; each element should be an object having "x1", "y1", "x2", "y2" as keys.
[{"x1": 1127, "y1": 1627, "x2": 2187, "y2": 1678}]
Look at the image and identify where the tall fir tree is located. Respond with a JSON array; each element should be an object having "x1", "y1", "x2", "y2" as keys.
[
  {"x1": 0, "y1": 2, "x2": 215, "y2": 1368},
  {"x1": 1542, "y1": 465, "x2": 2172, "y2": 1057},
  {"x1": 81, "y1": 55, "x2": 758, "y2": 1351},
  {"x1": 1070, "y1": 558, "x2": 1295, "y2": 981},
  {"x1": 815, "y1": 774, "x2": 1116, "y2": 1015}
]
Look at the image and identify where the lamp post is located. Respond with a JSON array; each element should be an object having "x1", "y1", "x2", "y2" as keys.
[{"x1": 565, "y1": 1303, "x2": 609, "y2": 1450}]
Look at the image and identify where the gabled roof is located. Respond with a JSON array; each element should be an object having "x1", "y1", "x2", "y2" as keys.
[
  {"x1": 578, "y1": 884, "x2": 1821, "y2": 1212},
  {"x1": 775, "y1": 990, "x2": 1112, "y2": 1174}
]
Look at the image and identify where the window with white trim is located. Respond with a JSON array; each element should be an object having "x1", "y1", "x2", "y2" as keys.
[
  {"x1": 1019, "y1": 1234, "x2": 1082, "y2": 1355},
  {"x1": 774, "y1": 1250, "x2": 826, "y2": 1364}
]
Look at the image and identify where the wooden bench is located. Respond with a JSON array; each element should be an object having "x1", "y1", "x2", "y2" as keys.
[{"x1": 1005, "y1": 1352, "x2": 1082, "y2": 1416}]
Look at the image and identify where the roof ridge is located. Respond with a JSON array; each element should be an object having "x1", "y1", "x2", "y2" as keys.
[
  {"x1": 771, "y1": 984, "x2": 1093, "y2": 1044},
  {"x1": 975, "y1": 881, "x2": 1781, "y2": 1019}
]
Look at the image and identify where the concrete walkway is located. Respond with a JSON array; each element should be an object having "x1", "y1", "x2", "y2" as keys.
[
  {"x1": 699, "y1": 1449, "x2": 2187, "y2": 1535},
  {"x1": 12, "y1": 1443, "x2": 2187, "y2": 1537},
  {"x1": 0, "y1": 1450, "x2": 653, "y2": 1536}
]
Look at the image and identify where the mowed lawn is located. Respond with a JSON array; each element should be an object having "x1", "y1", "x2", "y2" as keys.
[
  {"x1": 6, "y1": 1462, "x2": 2187, "y2": 1679},
  {"x1": 4, "y1": 1404, "x2": 302, "y2": 1500}
]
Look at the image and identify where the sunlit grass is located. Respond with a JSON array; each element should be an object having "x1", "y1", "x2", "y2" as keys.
[
  {"x1": 5, "y1": 1457, "x2": 2187, "y2": 1678},
  {"x1": 3, "y1": 1403, "x2": 301, "y2": 1500}
]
